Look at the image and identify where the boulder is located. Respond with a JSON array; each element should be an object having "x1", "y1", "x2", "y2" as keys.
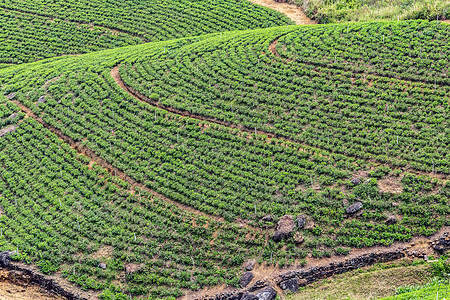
[
  {"x1": 385, "y1": 216, "x2": 397, "y2": 225},
  {"x1": 245, "y1": 260, "x2": 256, "y2": 271},
  {"x1": 256, "y1": 287, "x2": 277, "y2": 300},
  {"x1": 240, "y1": 272, "x2": 254, "y2": 288},
  {"x1": 346, "y1": 202, "x2": 363, "y2": 214},
  {"x1": 272, "y1": 215, "x2": 295, "y2": 242},
  {"x1": 279, "y1": 278, "x2": 299, "y2": 292},
  {"x1": 296, "y1": 216, "x2": 306, "y2": 229},
  {"x1": 432, "y1": 233, "x2": 450, "y2": 254},
  {"x1": 351, "y1": 178, "x2": 361, "y2": 185},
  {"x1": 276, "y1": 215, "x2": 295, "y2": 234},
  {"x1": 98, "y1": 262, "x2": 107, "y2": 269},
  {"x1": 241, "y1": 293, "x2": 258, "y2": 300}
]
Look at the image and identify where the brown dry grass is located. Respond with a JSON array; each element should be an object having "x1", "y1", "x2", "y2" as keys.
[{"x1": 285, "y1": 262, "x2": 432, "y2": 300}]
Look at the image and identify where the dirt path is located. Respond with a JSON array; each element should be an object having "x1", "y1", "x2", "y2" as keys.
[{"x1": 247, "y1": 0, "x2": 315, "y2": 25}]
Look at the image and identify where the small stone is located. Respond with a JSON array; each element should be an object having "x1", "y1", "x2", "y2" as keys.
[
  {"x1": 5, "y1": 93, "x2": 16, "y2": 100},
  {"x1": 346, "y1": 202, "x2": 363, "y2": 214},
  {"x1": 37, "y1": 96, "x2": 45, "y2": 104},
  {"x1": 245, "y1": 260, "x2": 256, "y2": 271},
  {"x1": 294, "y1": 232, "x2": 304, "y2": 244},
  {"x1": 296, "y1": 216, "x2": 306, "y2": 229},
  {"x1": 351, "y1": 178, "x2": 361, "y2": 185},
  {"x1": 385, "y1": 216, "x2": 397, "y2": 225},
  {"x1": 98, "y1": 262, "x2": 107, "y2": 269},
  {"x1": 240, "y1": 272, "x2": 254, "y2": 288},
  {"x1": 261, "y1": 215, "x2": 273, "y2": 222}
]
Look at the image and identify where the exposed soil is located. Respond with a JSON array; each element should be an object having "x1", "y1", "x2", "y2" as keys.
[
  {"x1": 378, "y1": 177, "x2": 403, "y2": 194},
  {"x1": 0, "y1": 278, "x2": 61, "y2": 300},
  {"x1": 246, "y1": 0, "x2": 316, "y2": 25}
]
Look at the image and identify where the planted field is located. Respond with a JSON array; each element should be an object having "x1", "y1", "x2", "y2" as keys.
[
  {"x1": 0, "y1": 21, "x2": 449, "y2": 299},
  {"x1": 120, "y1": 20, "x2": 450, "y2": 175},
  {"x1": 0, "y1": 0, "x2": 291, "y2": 63}
]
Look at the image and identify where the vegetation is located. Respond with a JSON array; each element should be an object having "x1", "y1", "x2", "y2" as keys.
[
  {"x1": 0, "y1": 0, "x2": 448, "y2": 297},
  {"x1": 0, "y1": 0, "x2": 292, "y2": 63},
  {"x1": 286, "y1": 259, "x2": 432, "y2": 299},
  {"x1": 121, "y1": 20, "x2": 450, "y2": 175},
  {"x1": 295, "y1": 0, "x2": 450, "y2": 23}
]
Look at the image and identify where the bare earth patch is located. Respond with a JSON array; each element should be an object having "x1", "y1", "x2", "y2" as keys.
[
  {"x1": 91, "y1": 245, "x2": 114, "y2": 259},
  {"x1": 245, "y1": 0, "x2": 316, "y2": 25},
  {"x1": 0, "y1": 270, "x2": 62, "y2": 300},
  {"x1": 378, "y1": 177, "x2": 403, "y2": 194}
]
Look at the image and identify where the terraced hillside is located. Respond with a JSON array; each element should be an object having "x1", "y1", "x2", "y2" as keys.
[
  {"x1": 0, "y1": 0, "x2": 292, "y2": 64},
  {"x1": 0, "y1": 21, "x2": 449, "y2": 299}
]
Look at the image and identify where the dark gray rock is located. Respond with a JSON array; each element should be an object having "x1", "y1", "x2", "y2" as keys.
[
  {"x1": 245, "y1": 260, "x2": 255, "y2": 271},
  {"x1": 0, "y1": 251, "x2": 16, "y2": 267},
  {"x1": 241, "y1": 293, "x2": 258, "y2": 300},
  {"x1": 256, "y1": 288, "x2": 277, "y2": 300},
  {"x1": 296, "y1": 216, "x2": 306, "y2": 229},
  {"x1": 385, "y1": 216, "x2": 397, "y2": 225},
  {"x1": 351, "y1": 178, "x2": 361, "y2": 185},
  {"x1": 279, "y1": 278, "x2": 299, "y2": 292},
  {"x1": 346, "y1": 202, "x2": 363, "y2": 214},
  {"x1": 433, "y1": 233, "x2": 450, "y2": 254},
  {"x1": 240, "y1": 272, "x2": 254, "y2": 288},
  {"x1": 272, "y1": 231, "x2": 284, "y2": 242}
]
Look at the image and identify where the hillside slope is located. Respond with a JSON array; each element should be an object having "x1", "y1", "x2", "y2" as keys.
[
  {"x1": 0, "y1": 0, "x2": 292, "y2": 64},
  {"x1": 0, "y1": 22, "x2": 449, "y2": 298}
]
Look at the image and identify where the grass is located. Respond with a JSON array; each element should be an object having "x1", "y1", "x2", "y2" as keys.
[
  {"x1": 295, "y1": 0, "x2": 450, "y2": 23},
  {"x1": 286, "y1": 260, "x2": 433, "y2": 300}
]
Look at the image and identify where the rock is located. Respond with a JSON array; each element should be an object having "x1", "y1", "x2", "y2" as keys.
[
  {"x1": 0, "y1": 251, "x2": 16, "y2": 267},
  {"x1": 240, "y1": 272, "x2": 254, "y2": 288},
  {"x1": 256, "y1": 287, "x2": 277, "y2": 300},
  {"x1": 294, "y1": 232, "x2": 304, "y2": 244},
  {"x1": 296, "y1": 216, "x2": 306, "y2": 229},
  {"x1": 272, "y1": 215, "x2": 295, "y2": 242},
  {"x1": 351, "y1": 178, "x2": 361, "y2": 185},
  {"x1": 346, "y1": 202, "x2": 363, "y2": 214},
  {"x1": 5, "y1": 93, "x2": 16, "y2": 100},
  {"x1": 279, "y1": 278, "x2": 299, "y2": 292},
  {"x1": 261, "y1": 215, "x2": 273, "y2": 222},
  {"x1": 98, "y1": 262, "x2": 107, "y2": 269},
  {"x1": 392, "y1": 202, "x2": 399, "y2": 207},
  {"x1": 37, "y1": 96, "x2": 45, "y2": 104},
  {"x1": 385, "y1": 216, "x2": 397, "y2": 225},
  {"x1": 0, "y1": 125, "x2": 17, "y2": 137},
  {"x1": 8, "y1": 113, "x2": 17, "y2": 120},
  {"x1": 241, "y1": 293, "x2": 258, "y2": 300},
  {"x1": 277, "y1": 215, "x2": 295, "y2": 234},
  {"x1": 245, "y1": 260, "x2": 256, "y2": 271},
  {"x1": 272, "y1": 232, "x2": 284, "y2": 242},
  {"x1": 432, "y1": 233, "x2": 450, "y2": 254}
]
